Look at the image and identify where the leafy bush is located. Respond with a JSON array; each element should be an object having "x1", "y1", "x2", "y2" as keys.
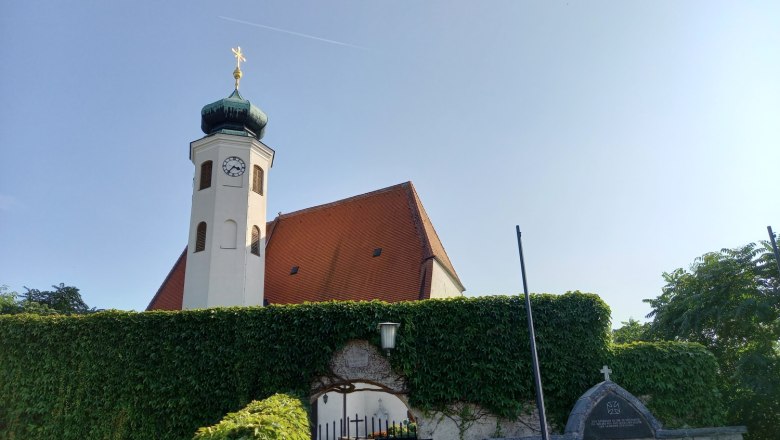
[
  {"x1": 193, "y1": 393, "x2": 309, "y2": 440},
  {"x1": 610, "y1": 342, "x2": 725, "y2": 427}
]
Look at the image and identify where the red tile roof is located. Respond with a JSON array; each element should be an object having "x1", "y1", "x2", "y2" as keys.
[
  {"x1": 146, "y1": 182, "x2": 462, "y2": 310},
  {"x1": 146, "y1": 249, "x2": 186, "y2": 310}
]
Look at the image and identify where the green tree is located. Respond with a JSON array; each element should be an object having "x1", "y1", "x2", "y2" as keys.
[
  {"x1": 0, "y1": 283, "x2": 92, "y2": 315},
  {"x1": 0, "y1": 285, "x2": 22, "y2": 314},
  {"x1": 644, "y1": 242, "x2": 780, "y2": 439},
  {"x1": 22, "y1": 283, "x2": 92, "y2": 314},
  {"x1": 612, "y1": 317, "x2": 651, "y2": 344}
]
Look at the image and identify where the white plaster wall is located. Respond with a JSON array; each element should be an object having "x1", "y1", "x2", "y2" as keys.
[
  {"x1": 182, "y1": 141, "x2": 219, "y2": 309},
  {"x1": 182, "y1": 134, "x2": 273, "y2": 309},
  {"x1": 243, "y1": 145, "x2": 272, "y2": 306},
  {"x1": 411, "y1": 403, "x2": 547, "y2": 440},
  {"x1": 316, "y1": 383, "x2": 409, "y2": 438},
  {"x1": 429, "y1": 258, "x2": 465, "y2": 298},
  {"x1": 208, "y1": 142, "x2": 250, "y2": 307}
]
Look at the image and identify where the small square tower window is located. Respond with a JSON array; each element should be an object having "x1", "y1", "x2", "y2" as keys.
[
  {"x1": 199, "y1": 161, "x2": 213, "y2": 190},
  {"x1": 195, "y1": 222, "x2": 207, "y2": 252},
  {"x1": 373, "y1": 248, "x2": 382, "y2": 257},
  {"x1": 290, "y1": 266, "x2": 299, "y2": 275},
  {"x1": 251, "y1": 226, "x2": 260, "y2": 256},
  {"x1": 252, "y1": 165, "x2": 264, "y2": 195}
]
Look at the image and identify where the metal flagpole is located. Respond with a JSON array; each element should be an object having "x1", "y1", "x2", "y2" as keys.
[
  {"x1": 768, "y1": 226, "x2": 780, "y2": 277},
  {"x1": 516, "y1": 226, "x2": 550, "y2": 440}
]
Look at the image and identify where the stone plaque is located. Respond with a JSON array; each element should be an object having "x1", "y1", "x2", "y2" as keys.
[
  {"x1": 583, "y1": 393, "x2": 654, "y2": 439},
  {"x1": 345, "y1": 347, "x2": 369, "y2": 368}
]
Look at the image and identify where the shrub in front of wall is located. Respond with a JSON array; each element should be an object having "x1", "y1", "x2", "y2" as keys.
[
  {"x1": 609, "y1": 341, "x2": 725, "y2": 428},
  {"x1": 193, "y1": 393, "x2": 309, "y2": 440}
]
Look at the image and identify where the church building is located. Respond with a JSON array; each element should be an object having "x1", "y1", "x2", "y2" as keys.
[{"x1": 147, "y1": 48, "x2": 464, "y2": 311}]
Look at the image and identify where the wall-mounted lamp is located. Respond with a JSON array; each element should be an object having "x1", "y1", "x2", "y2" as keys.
[
  {"x1": 378, "y1": 322, "x2": 400, "y2": 356},
  {"x1": 323, "y1": 393, "x2": 328, "y2": 404}
]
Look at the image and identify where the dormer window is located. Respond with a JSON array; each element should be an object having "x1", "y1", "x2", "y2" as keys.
[
  {"x1": 199, "y1": 161, "x2": 213, "y2": 190},
  {"x1": 290, "y1": 266, "x2": 299, "y2": 275}
]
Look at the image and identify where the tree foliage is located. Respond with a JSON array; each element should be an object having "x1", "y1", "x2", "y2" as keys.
[
  {"x1": 612, "y1": 318, "x2": 651, "y2": 344},
  {"x1": 0, "y1": 284, "x2": 92, "y2": 315},
  {"x1": 0, "y1": 286, "x2": 21, "y2": 314},
  {"x1": 644, "y1": 242, "x2": 780, "y2": 439}
]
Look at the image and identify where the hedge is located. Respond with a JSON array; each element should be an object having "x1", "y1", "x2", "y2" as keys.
[
  {"x1": 193, "y1": 393, "x2": 309, "y2": 440},
  {"x1": 0, "y1": 293, "x2": 720, "y2": 439},
  {"x1": 609, "y1": 341, "x2": 725, "y2": 427}
]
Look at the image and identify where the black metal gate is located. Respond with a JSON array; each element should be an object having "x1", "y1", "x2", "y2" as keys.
[{"x1": 316, "y1": 414, "x2": 418, "y2": 440}]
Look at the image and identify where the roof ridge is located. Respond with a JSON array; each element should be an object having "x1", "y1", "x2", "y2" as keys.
[
  {"x1": 276, "y1": 181, "x2": 412, "y2": 219},
  {"x1": 405, "y1": 183, "x2": 464, "y2": 291},
  {"x1": 404, "y1": 182, "x2": 434, "y2": 260},
  {"x1": 264, "y1": 216, "x2": 280, "y2": 249}
]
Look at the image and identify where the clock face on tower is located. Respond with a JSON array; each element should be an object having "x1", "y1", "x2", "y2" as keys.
[{"x1": 222, "y1": 156, "x2": 246, "y2": 177}]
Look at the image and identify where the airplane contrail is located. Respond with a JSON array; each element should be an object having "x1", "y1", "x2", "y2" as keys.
[{"x1": 219, "y1": 16, "x2": 369, "y2": 51}]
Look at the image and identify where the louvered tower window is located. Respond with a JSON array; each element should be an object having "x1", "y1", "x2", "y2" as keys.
[
  {"x1": 199, "y1": 161, "x2": 213, "y2": 190},
  {"x1": 252, "y1": 165, "x2": 263, "y2": 195},
  {"x1": 251, "y1": 225, "x2": 260, "y2": 256},
  {"x1": 195, "y1": 222, "x2": 207, "y2": 252}
]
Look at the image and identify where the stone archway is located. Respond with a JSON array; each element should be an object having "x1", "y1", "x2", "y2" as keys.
[{"x1": 311, "y1": 340, "x2": 415, "y2": 439}]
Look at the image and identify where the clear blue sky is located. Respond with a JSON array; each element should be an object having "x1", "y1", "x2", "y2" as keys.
[{"x1": 1, "y1": 1, "x2": 778, "y2": 327}]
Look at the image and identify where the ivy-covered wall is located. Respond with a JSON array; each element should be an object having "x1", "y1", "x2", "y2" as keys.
[
  {"x1": 0, "y1": 293, "x2": 720, "y2": 440},
  {"x1": 609, "y1": 342, "x2": 725, "y2": 427}
]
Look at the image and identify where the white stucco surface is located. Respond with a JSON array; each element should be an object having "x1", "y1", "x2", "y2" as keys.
[
  {"x1": 316, "y1": 382, "x2": 409, "y2": 438},
  {"x1": 429, "y1": 258, "x2": 464, "y2": 298},
  {"x1": 182, "y1": 133, "x2": 273, "y2": 309},
  {"x1": 413, "y1": 403, "x2": 546, "y2": 440}
]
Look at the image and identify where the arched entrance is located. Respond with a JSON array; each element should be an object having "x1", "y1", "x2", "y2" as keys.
[
  {"x1": 311, "y1": 341, "x2": 416, "y2": 440},
  {"x1": 313, "y1": 381, "x2": 414, "y2": 439}
]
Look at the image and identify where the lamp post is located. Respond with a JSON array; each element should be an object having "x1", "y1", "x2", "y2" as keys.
[{"x1": 378, "y1": 322, "x2": 400, "y2": 356}]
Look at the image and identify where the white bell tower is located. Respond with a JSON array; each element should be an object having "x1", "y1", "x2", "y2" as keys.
[{"x1": 182, "y1": 47, "x2": 274, "y2": 309}]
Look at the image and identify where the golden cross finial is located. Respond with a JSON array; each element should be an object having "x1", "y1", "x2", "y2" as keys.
[
  {"x1": 231, "y1": 46, "x2": 246, "y2": 90},
  {"x1": 232, "y1": 46, "x2": 246, "y2": 69}
]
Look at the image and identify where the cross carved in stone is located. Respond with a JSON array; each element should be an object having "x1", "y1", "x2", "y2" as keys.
[{"x1": 600, "y1": 365, "x2": 612, "y2": 381}]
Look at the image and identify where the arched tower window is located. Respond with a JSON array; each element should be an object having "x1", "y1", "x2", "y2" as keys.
[
  {"x1": 252, "y1": 165, "x2": 263, "y2": 195},
  {"x1": 199, "y1": 161, "x2": 213, "y2": 190},
  {"x1": 195, "y1": 222, "x2": 207, "y2": 252},
  {"x1": 251, "y1": 225, "x2": 260, "y2": 256},
  {"x1": 221, "y1": 220, "x2": 237, "y2": 249}
]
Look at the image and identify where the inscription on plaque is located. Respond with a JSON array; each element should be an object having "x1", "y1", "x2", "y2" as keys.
[
  {"x1": 583, "y1": 393, "x2": 654, "y2": 439},
  {"x1": 345, "y1": 347, "x2": 369, "y2": 368}
]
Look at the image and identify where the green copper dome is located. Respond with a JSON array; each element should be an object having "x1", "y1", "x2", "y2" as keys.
[{"x1": 201, "y1": 89, "x2": 268, "y2": 140}]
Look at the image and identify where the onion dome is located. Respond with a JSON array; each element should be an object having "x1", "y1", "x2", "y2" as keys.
[
  {"x1": 200, "y1": 89, "x2": 268, "y2": 140},
  {"x1": 200, "y1": 47, "x2": 267, "y2": 140}
]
